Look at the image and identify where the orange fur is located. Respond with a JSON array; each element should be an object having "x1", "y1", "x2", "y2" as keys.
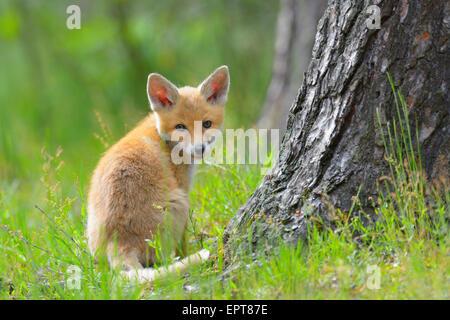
[{"x1": 87, "y1": 66, "x2": 229, "y2": 270}]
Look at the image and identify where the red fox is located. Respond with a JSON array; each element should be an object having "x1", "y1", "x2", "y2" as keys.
[{"x1": 87, "y1": 66, "x2": 229, "y2": 282}]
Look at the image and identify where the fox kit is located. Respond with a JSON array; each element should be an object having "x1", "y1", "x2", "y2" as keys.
[{"x1": 87, "y1": 66, "x2": 229, "y2": 278}]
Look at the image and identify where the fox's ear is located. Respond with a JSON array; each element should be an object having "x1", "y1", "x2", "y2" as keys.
[
  {"x1": 199, "y1": 65, "x2": 230, "y2": 105},
  {"x1": 147, "y1": 73, "x2": 179, "y2": 111}
]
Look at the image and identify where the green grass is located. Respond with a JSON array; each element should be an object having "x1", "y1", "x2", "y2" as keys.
[{"x1": 0, "y1": 76, "x2": 448, "y2": 299}]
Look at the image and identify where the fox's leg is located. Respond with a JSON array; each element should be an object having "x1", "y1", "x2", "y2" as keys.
[
  {"x1": 164, "y1": 188, "x2": 189, "y2": 259},
  {"x1": 175, "y1": 228, "x2": 187, "y2": 258},
  {"x1": 107, "y1": 243, "x2": 144, "y2": 270}
]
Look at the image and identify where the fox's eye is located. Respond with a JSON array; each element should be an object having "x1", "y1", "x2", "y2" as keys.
[
  {"x1": 203, "y1": 120, "x2": 212, "y2": 129},
  {"x1": 175, "y1": 124, "x2": 186, "y2": 130}
]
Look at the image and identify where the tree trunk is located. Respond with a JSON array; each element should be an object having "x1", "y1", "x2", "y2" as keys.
[
  {"x1": 258, "y1": 0, "x2": 327, "y2": 134},
  {"x1": 224, "y1": 0, "x2": 449, "y2": 262}
]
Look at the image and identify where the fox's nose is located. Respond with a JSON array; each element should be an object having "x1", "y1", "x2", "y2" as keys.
[{"x1": 194, "y1": 144, "x2": 204, "y2": 155}]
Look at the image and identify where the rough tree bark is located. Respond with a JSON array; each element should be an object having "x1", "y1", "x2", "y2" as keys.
[
  {"x1": 258, "y1": 0, "x2": 327, "y2": 134},
  {"x1": 224, "y1": 0, "x2": 449, "y2": 262}
]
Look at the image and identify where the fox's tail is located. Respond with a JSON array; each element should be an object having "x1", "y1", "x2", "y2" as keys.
[{"x1": 121, "y1": 249, "x2": 211, "y2": 284}]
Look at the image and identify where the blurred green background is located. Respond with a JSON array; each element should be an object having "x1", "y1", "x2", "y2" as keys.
[{"x1": 0, "y1": 0, "x2": 278, "y2": 194}]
